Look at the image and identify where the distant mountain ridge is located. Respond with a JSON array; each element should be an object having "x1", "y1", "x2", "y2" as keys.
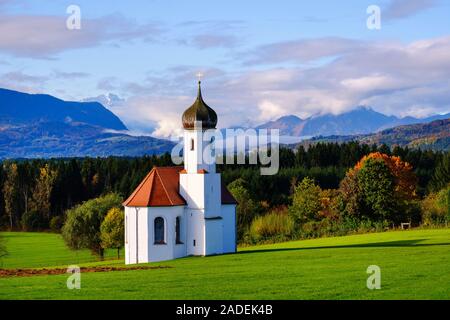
[
  {"x1": 0, "y1": 88, "x2": 174, "y2": 159},
  {"x1": 0, "y1": 121, "x2": 174, "y2": 159},
  {"x1": 297, "y1": 118, "x2": 450, "y2": 151},
  {"x1": 257, "y1": 106, "x2": 450, "y2": 137},
  {"x1": 0, "y1": 88, "x2": 127, "y2": 131}
]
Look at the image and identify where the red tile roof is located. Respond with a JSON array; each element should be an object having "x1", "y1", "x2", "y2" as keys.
[{"x1": 123, "y1": 166, "x2": 237, "y2": 207}]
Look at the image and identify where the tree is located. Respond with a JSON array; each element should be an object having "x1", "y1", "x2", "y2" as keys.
[
  {"x1": 421, "y1": 185, "x2": 450, "y2": 225},
  {"x1": 62, "y1": 193, "x2": 123, "y2": 258},
  {"x1": 21, "y1": 210, "x2": 47, "y2": 231},
  {"x1": 2, "y1": 163, "x2": 20, "y2": 229},
  {"x1": 358, "y1": 158, "x2": 396, "y2": 220},
  {"x1": 30, "y1": 164, "x2": 58, "y2": 222},
  {"x1": 430, "y1": 153, "x2": 450, "y2": 192},
  {"x1": 228, "y1": 178, "x2": 262, "y2": 240},
  {"x1": 100, "y1": 207, "x2": 124, "y2": 258},
  {"x1": 355, "y1": 152, "x2": 417, "y2": 201},
  {"x1": 339, "y1": 168, "x2": 363, "y2": 217},
  {"x1": 340, "y1": 152, "x2": 418, "y2": 223},
  {"x1": 289, "y1": 177, "x2": 322, "y2": 225}
]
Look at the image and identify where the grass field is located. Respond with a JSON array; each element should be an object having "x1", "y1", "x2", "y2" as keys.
[{"x1": 0, "y1": 228, "x2": 449, "y2": 300}]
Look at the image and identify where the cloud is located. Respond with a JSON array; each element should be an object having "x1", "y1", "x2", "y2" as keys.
[
  {"x1": 0, "y1": 13, "x2": 163, "y2": 58},
  {"x1": 0, "y1": 71, "x2": 49, "y2": 92},
  {"x1": 187, "y1": 34, "x2": 239, "y2": 49},
  {"x1": 384, "y1": 0, "x2": 438, "y2": 20},
  {"x1": 128, "y1": 35, "x2": 450, "y2": 137},
  {"x1": 52, "y1": 70, "x2": 90, "y2": 79},
  {"x1": 176, "y1": 20, "x2": 244, "y2": 49},
  {"x1": 244, "y1": 37, "x2": 363, "y2": 65},
  {"x1": 0, "y1": 69, "x2": 89, "y2": 93}
]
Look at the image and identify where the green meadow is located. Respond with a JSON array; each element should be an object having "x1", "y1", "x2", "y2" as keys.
[{"x1": 0, "y1": 228, "x2": 449, "y2": 300}]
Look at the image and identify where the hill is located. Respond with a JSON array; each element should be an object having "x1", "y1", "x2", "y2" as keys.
[
  {"x1": 0, "y1": 88, "x2": 127, "y2": 131},
  {"x1": 0, "y1": 88, "x2": 174, "y2": 159},
  {"x1": 0, "y1": 121, "x2": 174, "y2": 159},
  {"x1": 0, "y1": 229, "x2": 449, "y2": 299},
  {"x1": 297, "y1": 118, "x2": 450, "y2": 151},
  {"x1": 258, "y1": 106, "x2": 450, "y2": 137}
]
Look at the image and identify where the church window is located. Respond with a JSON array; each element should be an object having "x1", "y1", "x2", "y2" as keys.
[
  {"x1": 154, "y1": 217, "x2": 165, "y2": 244},
  {"x1": 176, "y1": 216, "x2": 183, "y2": 244}
]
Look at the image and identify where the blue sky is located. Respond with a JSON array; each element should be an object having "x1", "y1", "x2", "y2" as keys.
[{"x1": 1, "y1": 0, "x2": 449, "y2": 136}]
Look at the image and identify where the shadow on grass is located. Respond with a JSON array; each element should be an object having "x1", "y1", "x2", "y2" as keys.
[{"x1": 238, "y1": 239, "x2": 450, "y2": 255}]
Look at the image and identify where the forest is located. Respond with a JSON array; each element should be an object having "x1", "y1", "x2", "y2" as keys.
[{"x1": 0, "y1": 142, "x2": 448, "y2": 246}]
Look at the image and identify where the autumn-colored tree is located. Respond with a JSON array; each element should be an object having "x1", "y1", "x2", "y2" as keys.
[
  {"x1": 355, "y1": 152, "x2": 417, "y2": 201},
  {"x1": 100, "y1": 207, "x2": 124, "y2": 259},
  {"x1": 30, "y1": 164, "x2": 58, "y2": 221},
  {"x1": 289, "y1": 177, "x2": 322, "y2": 225},
  {"x1": 339, "y1": 168, "x2": 363, "y2": 217},
  {"x1": 317, "y1": 189, "x2": 341, "y2": 220},
  {"x1": 2, "y1": 163, "x2": 20, "y2": 229},
  {"x1": 358, "y1": 158, "x2": 396, "y2": 219},
  {"x1": 421, "y1": 185, "x2": 450, "y2": 225},
  {"x1": 341, "y1": 152, "x2": 418, "y2": 223}
]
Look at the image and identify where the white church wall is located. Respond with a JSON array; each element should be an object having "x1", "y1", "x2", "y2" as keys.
[
  {"x1": 124, "y1": 207, "x2": 148, "y2": 265},
  {"x1": 205, "y1": 218, "x2": 224, "y2": 255},
  {"x1": 147, "y1": 206, "x2": 186, "y2": 263},
  {"x1": 203, "y1": 173, "x2": 221, "y2": 218},
  {"x1": 180, "y1": 173, "x2": 221, "y2": 218},
  {"x1": 187, "y1": 209, "x2": 205, "y2": 256},
  {"x1": 222, "y1": 204, "x2": 237, "y2": 253},
  {"x1": 179, "y1": 173, "x2": 203, "y2": 209},
  {"x1": 174, "y1": 212, "x2": 188, "y2": 258},
  {"x1": 124, "y1": 206, "x2": 134, "y2": 264}
]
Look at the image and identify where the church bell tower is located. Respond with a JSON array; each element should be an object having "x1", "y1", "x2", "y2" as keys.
[{"x1": 179, "y1": 81, "x2": 223, "y2": 256}]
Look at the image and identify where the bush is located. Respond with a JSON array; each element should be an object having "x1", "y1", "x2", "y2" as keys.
[
  {"x1": 289, "y1": 177, "x2": 322, "y2": 225},
  {"x1": 249, "y1": 208, "x2": 294, "y2": 242},
  {"x1": 62, "y1": 193, "x2": 123, "y2": 258},
  {"x1": 49, "y1": 216, "x2": 64, "y2": 232},
  {"x1": 228, "y1": 178, "x2": 263, "y2": 240},
  {"x1": 421, "y1": 185, "x2": 450, "y2": 226},
  {"x1": 20, "y1": 210, "x2": 47, "y2": 231}
]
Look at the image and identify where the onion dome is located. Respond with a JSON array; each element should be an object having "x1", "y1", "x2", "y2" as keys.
[{"x1": 182, "y1": 81, "x2": 217, "y2": 130}]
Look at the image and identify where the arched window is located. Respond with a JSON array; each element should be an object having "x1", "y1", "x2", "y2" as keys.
[
  {"x1": 190, "y1": 138, "x2": 195, "y2": 151},
  {"x1": 154, "y1": 217, "x2": 165, "y2": 244},
  {"x1": 176, "y1": 216, "x2": 183, "y2": 244}
]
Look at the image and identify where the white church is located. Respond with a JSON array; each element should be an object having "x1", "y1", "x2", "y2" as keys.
[{"x1": 123, "y1": 81, "x2": 237, "y2": 264}]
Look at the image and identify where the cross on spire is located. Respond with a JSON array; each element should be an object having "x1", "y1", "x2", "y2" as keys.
[{"x1": 196, "y1": 72, "x2": 204, "y2": 83}]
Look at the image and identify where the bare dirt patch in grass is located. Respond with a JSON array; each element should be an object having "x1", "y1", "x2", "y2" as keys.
[{"x1": 0, "y1": 266, "x2": 172, "y2": 278}]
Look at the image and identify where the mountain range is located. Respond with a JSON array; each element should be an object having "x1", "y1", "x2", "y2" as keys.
[
  {"x1": 0, "y1": 88, "x2": 127, "y2": 131},
  {"x1": 0, "y1": 88, "x2": 174, "y2": 159},
  {"x1": 257, "y1": 106, "x2": 450, "y2": 137},
  {"x1": 297, "y1": 119, "x2": 450, "y2": 151},
  {"x1": 0, "y1": 87, "x2": 448, "y2": 159}
]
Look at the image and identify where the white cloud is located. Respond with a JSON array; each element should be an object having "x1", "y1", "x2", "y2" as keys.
[
  {"x1": 384, "y1": 0, "x2": 438, "y2": 21},
  {"x1": 244, "y1": 37, "x2": 362, "y2": 65},
  {"x1": 0, "y1": 13, "x2": 162, "y2": 58}
]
